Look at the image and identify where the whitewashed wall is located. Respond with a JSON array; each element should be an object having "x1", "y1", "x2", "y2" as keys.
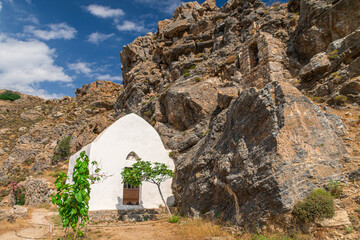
[{"x1": 68, "y1": 113, "x2": 175, "y2": 211}]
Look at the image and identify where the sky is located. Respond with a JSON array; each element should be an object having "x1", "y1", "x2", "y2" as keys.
[{"x1": 0, "y1": 0, "x2": 286, "y2": 99}]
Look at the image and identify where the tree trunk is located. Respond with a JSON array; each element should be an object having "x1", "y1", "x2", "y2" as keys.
[
  {"x1": 157, "y1": 184, "x2": 172, "y2": 218},
  {"x1": 74, "y1": 217, "x2": 80, "y2": 239}
]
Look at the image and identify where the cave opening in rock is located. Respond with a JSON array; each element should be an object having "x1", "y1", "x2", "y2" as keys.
[{"x1": 249, "y1": 42, "x2": 259, "y2": 68}]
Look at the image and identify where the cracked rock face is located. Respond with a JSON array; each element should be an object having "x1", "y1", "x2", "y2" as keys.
[
  {"x1": 114, "y1": 0, "x2": 358, "y2": 229},
  {"x1": 173, "y1": 82, "x2": 346, "y2": 229}
]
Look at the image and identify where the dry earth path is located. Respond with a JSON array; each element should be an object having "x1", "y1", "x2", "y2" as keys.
[
  {"x1": 0, "y1": 208, "x2": 54, "y2": 239},
  {"x1": 0, "y1": 208, "x2": 232, "y2": 240}
]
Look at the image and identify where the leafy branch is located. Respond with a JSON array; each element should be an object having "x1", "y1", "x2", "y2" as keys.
[
  {"x1": 121, "y1": 159, "x2": 173, "y2": 218},
  {"x1": 51, "y1": 151, "x2": 103, "y2": 238}
]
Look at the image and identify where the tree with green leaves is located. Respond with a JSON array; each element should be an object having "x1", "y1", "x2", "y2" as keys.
[
  {"x1": 121, "y1": 160, "x2": 174, "y2": 218},
  {"x1": 51, "y1": 151, "x2": 102, "y2": 238},
  {"x1": 52, "y1": 136, "x2": 71, "y2": 164}
]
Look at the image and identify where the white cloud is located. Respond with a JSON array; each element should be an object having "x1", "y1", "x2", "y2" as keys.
[
  {"x1": 134, "y1": 0, "x2": 183, "y2": 14},
  {"x1": 68, "y1": 62, "x2": 92, "y2": 75},
  {"x1": 86, "y1": 4, "x2": 124, "y2": 18},
  {"x1": 87, "y1": 32, "x2": 114, "y2": 45},
  {"x1": 25, "y1": 0, "x2": 31, "y2": 4},
  {"x1": 19, "y1": 14, "x2": 39, "y2": 25},
  {"x1": 24, "y1": 23, "x2": 77, "y2": 40},
  {"x1": 68, "y1": 60, "x2": 122, "y2": 83},
  {"x1": 96, "y1": 74, "x2": 122, "y2": 82},
  {"x1": 116, "y1": 20, "x2": 146, "y2": 32},
  {"x1": 0, "y1": 2, "x2": 2, "y2": 12},
  {"x1": 21, "y1": 88, "x2": 64, "y2": 99},
  {"x1": 0, "y1": 34, "x2": 72, "y2": 99}
]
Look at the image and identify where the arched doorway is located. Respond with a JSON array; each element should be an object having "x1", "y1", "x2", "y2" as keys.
[{"x1": 123, "y1": 151, "x2": 141, "y2": 205}]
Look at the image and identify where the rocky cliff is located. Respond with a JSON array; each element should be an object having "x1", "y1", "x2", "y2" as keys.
[
  {"x1": 0, "y1": 0, "x2": 359, "y2": 236},
  {"x1": 116, "y1": 0, "x2": 360, "y2": 232}
]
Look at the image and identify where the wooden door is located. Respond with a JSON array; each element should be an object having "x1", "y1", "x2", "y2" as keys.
[{"x1": 123, "y1": 182, "x2": 139, "y2": 205}]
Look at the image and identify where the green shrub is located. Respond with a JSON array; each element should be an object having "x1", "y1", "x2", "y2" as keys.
[
  {"x1": 309, "y1": 95, "x2": 321, "y2": 102},
  {"x1": 169, "y1": 215, "x2": 179, "y2": 223},
  {"x1": 327, "y1": 50, "x2": 338, "y2": 61},
  {"x1": 251, "y1": 235, "x2": 271, "y2": 240},
  {"x1": 23, "y1": 158, "x2": 35, "y2": 166},
  {"x1": 202, "y1": 129, "x2": 210, "y2": 137},
  {"x1": 327, "y1": 179, "x2": 343, "y2": 198},
  {"x1": 0, "y1": 90, "x2": 21, "y2": 101},
  {"x1": 251, "y1": 234, "x2": 295, "y2": 240},
  {"x1": 189, "y1": 64, "x2": 196, "y2": 70},
  {"x1": 345, "y1": 225, "x2": 353, "y2": 234},
  {"x1": 52, "y1": 136, "x2": 71, "y2": 164},
  {"x1": 293, "y1": 189, "x2": 335, "y2": 223},
  {"x1": 195, "y1": 77, "x2": 201, "y2": 82},
  {"x1": 168, "y1": 151, "x2": 175, "y2": 158},
  {"x1": 10, "y1": 182, "x2": 25, "y2": 205},
  {"x1": 144, "y1": 109, "x2": 153, "y2": 117},
  {"x1": 184, "y1": 72, "x2": 191, "y2": 77},
  {"x1": 334, "y1": 95, "x2": 347, "y2": 105}
]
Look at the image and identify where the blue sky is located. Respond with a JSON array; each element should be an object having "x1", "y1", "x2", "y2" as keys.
[{"x1": 0, "y1": 0, "x2": 285, "y2": 98}]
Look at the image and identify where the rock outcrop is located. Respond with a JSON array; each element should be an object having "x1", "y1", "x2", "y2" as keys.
[
  {"x1": 115, "y1": 0, "x2": 359, "y2": 230},
  {"x1": 0, "y1": 80, "x2": 123, "y2": 203},
  {"x1": 173, "y1": 81, "x2": 346, "y2": 229},
  {"x1": 0, "y1": 205, "x2": 28, "y2": 222}
]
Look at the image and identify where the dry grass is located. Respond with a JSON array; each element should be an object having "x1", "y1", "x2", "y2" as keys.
[
  {"x1": 51, "y1": 214, "x2": 62, "y2": 227},
  {"x1": 176, "y1": 218, "x2": 234, "y2": 239},
  {"x1": 251, "y1": 233, "x2": 312, "y2": 240},
  {"x1": 34, "y1": 202, "x2": 58, "y2": 211},
  {"x1": 0, "y1": 207, "x2": 32, "y2": 235}
]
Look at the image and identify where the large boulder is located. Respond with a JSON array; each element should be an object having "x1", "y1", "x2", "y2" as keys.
[
  {"x1": 159, "y1": 77, "x2": 220, "y2": 131},
  {"x1": 163, "y1": 19, "x2": 191, "y2": 38},
  {"x1": 173, "y1": 82, "x2": 346, "y2": 230},
  {"x1": 0, "y1": 206, "x2": 28, "y2": 222},
  {"x1": 292, "y1": 0, "x2": 360, "y2": 62}
]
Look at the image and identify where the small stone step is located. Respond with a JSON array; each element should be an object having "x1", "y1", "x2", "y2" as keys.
[{"x1": 89, "y1": 208, "x2": 161, "y2": 223}]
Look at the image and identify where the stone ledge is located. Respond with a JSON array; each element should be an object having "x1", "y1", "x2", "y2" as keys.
[{"x1": 89, "y1": 208, "x2": 160, "y2": 223}]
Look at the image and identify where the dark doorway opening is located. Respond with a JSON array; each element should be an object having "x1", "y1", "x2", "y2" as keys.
[
  {"x1": 249, "y1": 42, "x2": 259, "y2": 68},
  {"x1": 123, "y1": 181, "x2": 140, "y2": 205}
]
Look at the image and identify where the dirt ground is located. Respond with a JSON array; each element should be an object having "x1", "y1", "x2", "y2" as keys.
[
  {"x1": 0, "y1": 208, "x2": 236, "y2": 240},
  {"x1": 0, "y1": 208, "x2": 54, "y2": 240}
]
